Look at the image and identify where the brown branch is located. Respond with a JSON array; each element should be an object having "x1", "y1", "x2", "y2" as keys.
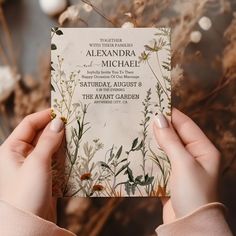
[
  {"x1": 189, "y1": 76, "x2": 235, "y2": 117},
  {"x1": 0, "y1": 6, "x2": 17, "y2": 67},
  {"x1": 199, "y1": 77, "x2": 233, "y2": 104},
  {"x1": 81, "y1": 0, "x2": 117, "y2": 27}
]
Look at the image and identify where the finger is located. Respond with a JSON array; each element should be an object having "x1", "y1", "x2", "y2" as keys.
[
  {"x1": 153, "y1": 113, "x2": 194, "y2": 166},
  {"x1": 172, "y1": 108, "x2": 216, "y2": 149},
  {"x1": 28, "y1": 118, "x2": 64, "y2": 168},
  {"x1": 17, "y1": 130, "x2": 44, "y2": 157},
  {"x1": 9, "y1": 129, "x2": 47, "y2": 157},
  {"x1": 32, "y1": 129, "x2": 44, "y2": 147},
  {"x1": 172, "y1": 108, "x2": 220, "y2": 169},
  {"x1": 5, "y1": 109, "x2": 51, "y2": 146},
  {"x1": 5, "y1": 139, "x2": 34, "y2": 158}
]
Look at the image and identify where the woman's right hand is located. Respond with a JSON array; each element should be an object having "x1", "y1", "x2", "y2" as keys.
[{"x1": 153, "y1": 108, "x2": 221, "y2": 223}]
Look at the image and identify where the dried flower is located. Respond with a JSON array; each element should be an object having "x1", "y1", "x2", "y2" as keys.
[
  {"x1": 223, "y1": 13, "x2": 236, "y2": 80},
  {"x1": 139, "y1": 51, "x2": 150, "y2": 63},
  {"x1": 51, "y1": 109, "x2": 57, "y2": 119},
  {"x1": 80, "y1": 173, "x2": 92, "y2": 181},
  {"x1": 124, "y1": 12, "x2": 132, "y2": 18},
  {"x1": 198, "y1": 16, "x2": 212, "y2": 31},
  {"x1": 59, "y1": 4, "x2": 81, "y2": 25},
  {"x1": 61, "y1": 116, "x2": 67, "y2": 124},
  {"x1": 82, "y1": 3, "x2": 93, "y2": 12},
  {"x1": 145, "y1": 38, "x2": 166, "y2": 52},
  {"x1": 171, "y1": 64, "x2": 183, "y2": 90},
  {"x1": 121, "y1": 22, "x2": 134, "y2": 28},
  {"x1": 0, "y1": 66, "x2": 20, "y2": 103},
  {"x1": 92, "y1": 184, "x2": 104, "y2": 192},
  {"x1": 190, "y1": 31, "x2": 202, "y2": 43}
]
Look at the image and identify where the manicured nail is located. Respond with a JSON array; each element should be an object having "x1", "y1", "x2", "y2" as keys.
[
  {"x1": 50, "y1": 118, "x2": 64, "y2": 132},
  {"x1": 154, "y1": 113, "x2": 169, "y2": 128}
]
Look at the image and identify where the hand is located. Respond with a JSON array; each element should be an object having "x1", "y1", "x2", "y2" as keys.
[
  {"x1": 153, "y1": 108, "x2": 220, "y2": 223},
  {"x1": 0, "y1": 109, "x2": 64, "y2": 221}
]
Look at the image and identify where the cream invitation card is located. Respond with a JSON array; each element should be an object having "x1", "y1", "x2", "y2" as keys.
[{"x1": 51, "y1": 28, "x2": 171, "y2": 197}]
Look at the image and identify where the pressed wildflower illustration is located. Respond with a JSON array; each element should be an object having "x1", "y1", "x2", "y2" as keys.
[
  {"x1": 138, "y1": 28, "x2": 171, "y2": 195},
  {"x1": 140, "y1": 28, "x2": 171, "y2": 115},
  {"x1": 51, "y1": 28, "x2": 171, "y2": 197}
]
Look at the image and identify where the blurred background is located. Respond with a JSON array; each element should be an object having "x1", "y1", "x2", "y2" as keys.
[{"x1": 0, "y1": 0, "x2": 236, "y2": 235}]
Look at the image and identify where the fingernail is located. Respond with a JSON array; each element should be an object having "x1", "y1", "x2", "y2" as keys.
[
  {"x1": 154, "y1": 113, "x2": 169, "y2": 128},
  {"x1": 50, "y1": 118, "x2": 64, "y2": 133}
]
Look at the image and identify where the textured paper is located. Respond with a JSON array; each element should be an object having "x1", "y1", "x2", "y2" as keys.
[{"x1": 51, "y1": 28, "x2": 171, "y2": 197}]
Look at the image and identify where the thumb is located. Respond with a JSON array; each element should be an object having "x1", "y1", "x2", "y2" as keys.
[
  {"x1": 29, "y1": 118, "x2": 65, "y2": 166},
  {"x1": 153, "y1": 113, "x2": 194, "y2": 167}
]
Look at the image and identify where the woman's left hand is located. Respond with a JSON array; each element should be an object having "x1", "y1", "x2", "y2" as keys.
[{"x1": 0, "y1": 109, "x2": 64, "y2": 222}]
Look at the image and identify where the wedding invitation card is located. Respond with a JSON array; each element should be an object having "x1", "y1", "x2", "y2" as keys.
[{"x1": 51, "y1": 28, "x2": 171, "y2": 197}]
